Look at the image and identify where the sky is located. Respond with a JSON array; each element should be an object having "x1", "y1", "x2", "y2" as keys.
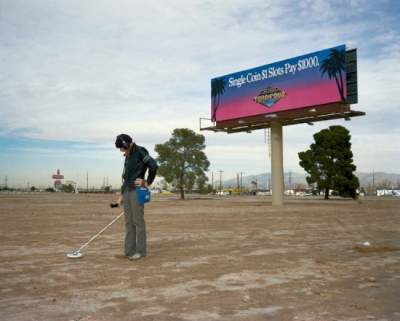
[{"x1": 0, "y1": 0, "x2": 399, "y2": 188}]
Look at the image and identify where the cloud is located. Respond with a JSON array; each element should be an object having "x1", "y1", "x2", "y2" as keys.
[{"x1": 0, "y1": 0, "x2": 399, "y2": 181}]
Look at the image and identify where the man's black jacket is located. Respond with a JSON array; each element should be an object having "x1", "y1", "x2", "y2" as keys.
[{"x1": 121, "y1": 144, "x2": 158, "y2": 193}]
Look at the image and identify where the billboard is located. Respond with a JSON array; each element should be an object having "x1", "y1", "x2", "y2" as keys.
[{"x1": 211, "y1": 45, "x2": 347, "y2": 122}]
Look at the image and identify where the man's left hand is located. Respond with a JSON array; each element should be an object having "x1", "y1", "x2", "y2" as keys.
[{"x1": 135, "y1": 178, "x2": 148, "y2": 187}]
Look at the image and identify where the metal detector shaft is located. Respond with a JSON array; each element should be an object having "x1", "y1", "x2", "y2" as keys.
[{"x1": 75, "y1": 211, "x2": 124, "y2": 253}]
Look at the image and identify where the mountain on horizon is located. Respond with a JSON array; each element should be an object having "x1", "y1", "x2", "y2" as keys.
[
  {"x1": 220, "y1": 171, "x2": 400, "y2": 189},
  {"x1": 221, "y1": 172, "x2": 306, "y2": 189}
]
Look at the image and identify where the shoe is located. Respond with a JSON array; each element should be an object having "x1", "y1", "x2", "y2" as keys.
[{"x1": 128, "y1": 253, "x2": 143, "y2": 260}]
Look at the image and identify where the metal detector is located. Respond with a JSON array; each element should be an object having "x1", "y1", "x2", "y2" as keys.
[{"x1": 66, "y1": 207, "x2": 124, "y2": 259}]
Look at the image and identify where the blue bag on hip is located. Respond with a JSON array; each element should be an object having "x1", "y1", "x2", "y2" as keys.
[{"x1": 136, "y1": 187, "x2": 151, "y2": 205}]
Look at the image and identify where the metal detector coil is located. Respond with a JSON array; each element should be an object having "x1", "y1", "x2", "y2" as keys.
[{"x1": 66, "y1": 251, "x2": 83, "y2": 259}]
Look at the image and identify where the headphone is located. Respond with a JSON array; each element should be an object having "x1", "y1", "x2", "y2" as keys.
[{"x1": 116, "y1": 134, "x2": 132, "y2": 149}]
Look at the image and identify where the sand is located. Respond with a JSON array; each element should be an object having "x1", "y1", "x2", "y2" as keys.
[{"x1": 0, "y1": 193, "x2": 399, "y2": 321}]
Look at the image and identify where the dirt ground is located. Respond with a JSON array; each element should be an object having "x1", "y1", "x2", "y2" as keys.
[{"x1": 0, "y1": 193, "x2": 399, "y2": 321}]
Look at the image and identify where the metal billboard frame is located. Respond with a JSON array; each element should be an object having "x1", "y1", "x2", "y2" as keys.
[{"x1": 200, "y1": 48, "x2": 365, "y2": 206}]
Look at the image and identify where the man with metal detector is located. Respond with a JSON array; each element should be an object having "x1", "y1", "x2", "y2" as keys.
[{"x1": 115, "y1": 134, "x2": 158, "y2": 260}]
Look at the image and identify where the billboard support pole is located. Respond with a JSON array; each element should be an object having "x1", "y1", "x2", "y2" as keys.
[{"x1": 271, "y1": 120, "x2": 284, "y2": 207}]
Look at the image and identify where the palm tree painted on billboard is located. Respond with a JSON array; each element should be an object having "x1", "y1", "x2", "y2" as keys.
[
  {"x1": 320, "y1": 48, "x2": 346, "y2": 102},
  {"x1": 211, "y1": 77, "x2": 226, "y2": 122}
]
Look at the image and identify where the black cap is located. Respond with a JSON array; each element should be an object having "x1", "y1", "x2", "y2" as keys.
[{"x1": 115, "y1": 134, "x2": 132, "y2": 149}]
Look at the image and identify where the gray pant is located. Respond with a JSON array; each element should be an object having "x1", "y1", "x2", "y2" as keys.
[{"x1": 123, "y1": 189, "x2": 146, "y2": 257}]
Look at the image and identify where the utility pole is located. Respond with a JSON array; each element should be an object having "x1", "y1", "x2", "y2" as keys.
[
  {"x1": 86, "y1": 171, "x2": 89, "y2": 192},
  {"x1": 288, "y1": 170, "x2": 292, "y2": 195},
  {"x1": 218, "y1": 170, "x2": 223, "y2": 193},
  {"x1": 211, "y1": 171, "x2": 214, "y2": 190},
  {"x1": 372, "y1": 169, "x2": 375, "y2": 196},
  {"x1": 4, "y1": 176, "x2": 7, "y2": 189},
  {"x1": 236, "y1": 173, "x2": 240, "y2": 190},
  {"x1": 372, "y1": 169, "x2": 375, "y2": 186},
  {"x1": 240, "y1": 172, "x2": 244, "y2": 194},
  {"x1": 264, "y1": 128, "x2": 271, "y2": 192}
]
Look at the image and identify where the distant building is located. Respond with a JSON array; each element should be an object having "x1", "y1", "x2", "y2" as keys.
[{"x1": 377, "y1": 189, "x2": 400, "y2": 197}]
